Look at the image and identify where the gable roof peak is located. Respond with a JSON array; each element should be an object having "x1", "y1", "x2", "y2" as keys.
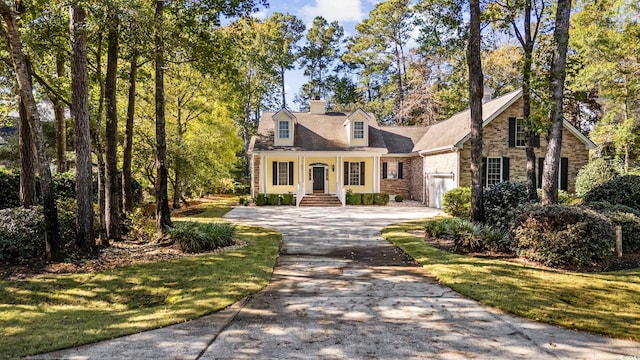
[{"x1": 272, "y1": 108, "x2": 297, "y2": 123}]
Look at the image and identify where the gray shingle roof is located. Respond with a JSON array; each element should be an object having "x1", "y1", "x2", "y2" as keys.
[{"x1": 378, "y1": 126, "x2": 429, "y2": 154}]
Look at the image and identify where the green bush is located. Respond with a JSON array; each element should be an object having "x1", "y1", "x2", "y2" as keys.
[
  {"x1": 535, "y1": 188, "x2": 575, "y2": 205},
  {"x1": 0, "y1": 207, "x2": 45, "y2": 263},
  {"x1": 52, "y1": 171, "x2": 77, "y2": 200},
  {"x1": 585, "y1": 201, "x2": 640, "y2": 253},
  {"x1": 56, "y1": 199, "x2": 80, "y2": 249},
  {"x1": 169, "y1": 221, "x2": 236, "y2": 253},
  {"x1": 583, "y1": 175, "x2": 640, "y2": 210},
  {"x1": 374, "y1": 193, "x2": 390, "y2": 205},
  {"x1": 267, "y1": 193, "x2": 280, "y2": 205},
  {"x1": 254, "y1": 194, "x2": 267, "y2": 206},
  {"x1": 424, "y1": 217, "x2": 507, "y2": 252},
  {"x1": 484, "y1": 182, "x2": 532, "y2": 231},
  {"x1": 511, "y1": 205, "x2": 614, "y2": 268},
  {"x1": 575, "y1": 158, "x2": 619, "y2": 197},
  {"x1": 347, "y1": 191, "x2": 362, "y2": 205},
  {"x1": 362, "y1": 193, "x2": 374, "y2": 205},
  {"x1": 442, "y1": 187, "x2": 471, "y2": 219},
  {"x1": 281, "y1": 193, "x2": 294, "y2": 206},
  {"x1": 0, "y1": 169, "x2": 20, "y2": 209},
  {"x1": 394, "y1": 195, "x2": 404, "y2": 202}
]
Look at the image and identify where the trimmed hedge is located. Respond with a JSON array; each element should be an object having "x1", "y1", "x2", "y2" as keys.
[
  {"x1": 375, "y1": 193, "x2": 390, "y2": 205},
  {"x1": 583, "y1": 175, "x2": 640, "y2": 210},
  {"x1": 347, "y1": 192, "x2": 362, "y2": 205},
  {"x1": 254, "y1": 193, "x2": 295, "y2": 206},
  {"x1": 346, "y1": 192, "x2": 389, "y2": 205},
  {"x1": 511, "y1": 204, "x2": 614, "y2": 268},
  {"x1": 394, "y1": 195, "x2": 404, "y2": 202},
  {"x1": 362, "y1": 193, "x2": 374, "y2": 205},
  {"x1": 281, "y1": 193, "x2": 294, "y2": 205},
  {"x1": 442, "y1": 187, "x2": 471, "y2": 219}
]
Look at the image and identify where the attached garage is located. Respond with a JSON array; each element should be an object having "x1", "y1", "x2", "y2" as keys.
[{"x1": 427, "y1": 173, "x2": 455, "y2": 209}]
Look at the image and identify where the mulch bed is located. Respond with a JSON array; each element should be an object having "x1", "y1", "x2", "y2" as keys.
[{"x1": 412, "y1": 230, "x2": 640, "y2": 272}]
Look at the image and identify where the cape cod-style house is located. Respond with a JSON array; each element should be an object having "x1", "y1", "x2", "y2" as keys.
[{"x1": 249, "y1": 89, "x2": 596, "y2": 207}]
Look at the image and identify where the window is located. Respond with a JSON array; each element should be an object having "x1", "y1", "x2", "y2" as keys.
[
  {"x1": 349, "y1": 162, "x2": 360, "y2": 185},
  {"x1": 278, "y1": 120, "x2": 289, "y2": 139},
  {"x1": 383, "y1": 161, "x2": 403, "y2": 179},
  {"x1": 277, "y1": 162, "x2": 289, "y2": 185},
  {"x1": 515, "y1": 118, "x2": 526, "y2": 147},
  {"x1": 486, "y1": 157, "x2": 502, "y2": 186},
  {"x1": 354, "y1": 121, "x2": 364, "y2": 139}
]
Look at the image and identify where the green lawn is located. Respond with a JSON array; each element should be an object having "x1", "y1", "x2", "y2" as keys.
[
  {"x1": 383, "y1": 220, "x2": 640, "y2": 341},
  {"x1": 0, "y1": 201, "x2": 281, "y2": 359}
]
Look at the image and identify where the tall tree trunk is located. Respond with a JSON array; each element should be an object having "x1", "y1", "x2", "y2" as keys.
[
  {"x1": 155, "y1": 0, "x2": 172, "y2": 231},
  {"x1": 54, "y1": 53, "x2": 67, "y2": 173},
  {"x1": 542, "y1": 0, "x2": 572, "y2": 205},
  {"x1": 0, "y1": 1, "x2": 61, "y2": 259},
  {"x1": 468, "y1": 0, "x2": 484, "y2": 223},
  {"x1": 104, "y1": 21, "x2": 121, "y2": 241},
  {"x1": 280, "y1": 66, "x2": 286, "y2": 108},
  {"x1": 18, "y1": 97, "x2": 37, "y2": 206},
  {"x1": 70, "y1": 4, "x2": 95, "y2": 252},
  {"x1": 521, "y1": 0, "x2": 538, "y2": 201},
  {"x1": 94, "y1": 32, "x2": 108, "y2": 245},
  {"x1": 122, "y1": 53, "x2": 137, "y2": 214}
]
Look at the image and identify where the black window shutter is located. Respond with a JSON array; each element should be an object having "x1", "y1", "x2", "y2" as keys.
[
  {"x1": 360, "y1": 161, "x2": 365, "y2": 186},
  {"x1": 561, "y1": 157, "x2": 569, "y2": 191},
  {"x1": 398, "y1": 162, "x2": 404, "y2": 179},
  {"x1": 344, "y1": 162, "x2": 349, "y2": 185},
  {"x1": 508, "y1": 117, "x2": 516, "y2": 147},
  {"x1": 533, "y1": 133, "x2": 541, "y2": 147},
  {"x1": 482, "y1": 157, "x2": 487, "y2": 187},
  {"x1": 272, "y1": 162, "x2": 277, "y2": 185},
  {"x1": 538, "y1": 158, "x2": 544, "y2": 189},
  {"x1": 502, "y1": 157, "x2": 510, "y2": 181},
  {"x1": 288, "y1": 161, "x2": 294, "y2": 185},
  {"x1": 382, "y1": 162, "x2": 387, "y2": 179}
]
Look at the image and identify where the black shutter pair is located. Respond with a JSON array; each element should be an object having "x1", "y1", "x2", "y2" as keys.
[
  {"x1": 272, "y1": 161, "x2": 294, "y2": 185},
  {"x1": 508, "y1": 117, "x2": 540, "y2": 148},
  {"x1": 537, "y1": 157, "x2": 568, "y2": 191},
  {"x1": 382, "y1": 162, "x2": 403, "y2": 179},
  {"x1": 343, "y1": 161, "x2": 365, "y2": 185}
]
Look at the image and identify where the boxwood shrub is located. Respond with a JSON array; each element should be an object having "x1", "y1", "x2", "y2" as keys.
[
  {"x1": 484, "y1": 182, "x2": 532, "y2": 231},
  {"x1": 583, "y1": 175, "x2": 640, "y2": 210},
  {"x1": 0, "y1": 207, "x2": 45, "y2": 263},
  {"x1": 575, "y1": 158, "x2": 619, "y2": 197},
  {"x1": 254, "y1": 194, "x2": 267, "y2": 206},
  {"x1": 347, "y1": 191, "x2": 362, "y2": 205},
  {"x1": 442, "y1": 187, "x2": 470, "y2": 219},
  {"x1": 374, "y1": 193, "x2": 390, "y2": 205},
  {"x1": 394, "y1": 195, "x2": 403, "y2": 202},
  {"x1": 362, "y1": 193, "x2": 374, "y2": 205},
  {"x1": 281, "y1": 193, "x2": 294, "y2": 205},
  {"x1": 0, "y1": 169, "x2": 20, "y2": 209},
  {"x1": 267, "y1": 193, "x2": 280, "y2": 205},
  {"x1": 511, "y1": 204, "x2": 614, "y2": 268}
]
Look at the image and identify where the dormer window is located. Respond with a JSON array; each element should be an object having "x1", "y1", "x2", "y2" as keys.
[
  {"x1": 278, "y1": 120, "x2": 290, "y2": 139},
  {"x1": 354, "y1": 121, "x2": 364, "y2": 139}
]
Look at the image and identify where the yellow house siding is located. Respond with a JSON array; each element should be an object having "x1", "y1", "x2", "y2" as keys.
[
  {"x1": 343, "y1": 157, "x2": 374, "y2": 193},
  {"x1": 457, "y1": 98, "x2": 589, "y2": 193},
  {"x1": 263, "y1": 156, "x2": 298, "y2": 194},
  {"x1": 304, "y1": 157, "x2": 339, "y2": 194}
]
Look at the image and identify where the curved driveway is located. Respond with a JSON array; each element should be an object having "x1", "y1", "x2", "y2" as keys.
[{"x1": 202, "y1": 206, "x2": 640, "y2": 359}]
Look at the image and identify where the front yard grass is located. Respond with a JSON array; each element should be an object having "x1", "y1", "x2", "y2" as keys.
[
  {"x1": 383, "y1": 220, "x2": 640, "y2": 341},
  {"x1": 0, "y1": 201, "x2": 281, "y2": 359}
]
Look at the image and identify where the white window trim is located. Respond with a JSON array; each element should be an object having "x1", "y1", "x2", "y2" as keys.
[
  {"x1": 486, "y1": 157, "x2": 502, "y2": 187},
  {"x1": 349, "y1": 162, "x2": 360, "y2": 186},
  {"x1": 515, "y1": 117, "x2": 526, "y2": 147},
  {"x1": 353, "y1": 121, "x2": 365, "y2": 139},
  {"x1": 278, "y1": 120, "x2": 290, "y2": 139},
  {"x1": 277, "y1": 161, "x2": 289, "y2": 185}
]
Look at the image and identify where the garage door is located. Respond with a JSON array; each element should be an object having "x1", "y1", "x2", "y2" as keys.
[{"x1": 428, "y1": 174, "x2": 455, "y2": 209}]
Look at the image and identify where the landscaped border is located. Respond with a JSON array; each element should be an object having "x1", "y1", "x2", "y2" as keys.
[{"x1": 382, "y1": 219, "x2": 640, "y2": 341}]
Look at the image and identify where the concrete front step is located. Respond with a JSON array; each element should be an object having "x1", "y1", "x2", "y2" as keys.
[{"x1": 299, "y1": 195, "x2": 343, "y2": 207}]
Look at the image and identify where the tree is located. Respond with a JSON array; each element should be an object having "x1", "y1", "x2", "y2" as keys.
[
  {"x1": 0, "y1": 0, "x2": 61, "y2": 259},
  {"x1": 468, "y1": 0, "x2": 484, "y2": 222},
  {"x1": 70, "y1": 4, "x2": 95, "y2": 252},
  {"x1": 541, "y1": 0, "x2": 572, "y2": 204}
]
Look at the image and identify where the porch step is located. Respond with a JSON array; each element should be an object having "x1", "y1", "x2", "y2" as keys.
[{"x1": 299, "y1": 194, "x2": 343, "y2": 207}]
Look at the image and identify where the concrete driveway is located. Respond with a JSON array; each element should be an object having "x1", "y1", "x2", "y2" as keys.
[{"x1": 37, "y1": 206, "x2": 640, "y2": 359}]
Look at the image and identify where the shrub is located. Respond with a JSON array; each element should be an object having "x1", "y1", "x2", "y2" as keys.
[
  {"x1": 374, "y1": 193, "x2": 390, "y2": 205},
  {"x1": 56, "y1": 199, "x2": 80, "y2": 249},
  {"x1": 575, "y1": 158, "x2": 619, "y2": 197},
  {"x1": 127, "y1": 207, "x2": 156, "y2": 242},
  {"x1": 254, "y1": 194, "x2": 267, "y2": 206},
  {"x1": 0, "y1": 207, "x2": 45, "y2": 263},
  {"x1": 394, "y1": 195, "x2": 404, "y2": 202},
  {"x1": 585, "y1": 201, "x2": 640, "y2": 253},
  {"x1": 169, "y1": 221, "x2": 236, "y2": 253},
  {"x1": 511, "y1": 205, "x2": 614, "y2": 268},
  {"x1": 52, "y1": 171, "x2": 77, "y2": 200},
  {"x1": 347, "y1": 191, "x2": 362, "y2": 205},
  {"x1": 484, "y1": 182, "x2": 532, "y2": 231},
  {"x1": 362, "y1": 193, "x2": 374, "y2": 205},
  {"x1": 424, "y1": 217, "x2": 507, "y2": 252},
  {"x1": 583, "y1": 175, "x2": 640, "y2": 210},
  {"x1": 442, "y1": 187, "x2": 471, "y2": 219},
  {"x1": 281, "y1": 193, "x2": 294, "y2": 206},
  {"x1": 0, "y1": 169, "x2": 20, "y2": 209},
  {"x1": 267, "y1": 193, "x2": 280, "y2": 205}
]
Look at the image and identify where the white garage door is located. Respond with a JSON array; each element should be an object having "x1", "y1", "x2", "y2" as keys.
[{"x1": 428, "y1": 174, "x2": 455, "y2": 209}]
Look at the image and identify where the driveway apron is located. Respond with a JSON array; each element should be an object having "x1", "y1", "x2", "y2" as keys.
[{"x1": 200, "y1": 206, "x2": 640, "y2": 359}]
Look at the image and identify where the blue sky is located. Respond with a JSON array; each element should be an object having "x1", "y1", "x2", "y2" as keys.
[{"x1": 252, "y1": 0, "x2": 383, "y2": 110}]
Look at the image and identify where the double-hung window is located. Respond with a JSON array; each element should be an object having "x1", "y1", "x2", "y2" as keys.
[
  {"x1": 486, "y1": 157, "x2": 503, "y2": 187},
  {"x1": 515, "y1": 118, "x2": 526, "y2": 147},
  {"x1": 349, "y1": 162, "x2": 360, "y2": 185},
  {"x1": 278, "y1": 120, "x2": 289, "y2": 139},
  {"x1": 354, "y1": 121, "x2": 364, "y2": 139},
  {"x1": 277, "y1": 162, "x2": 289, "y2": 185}
]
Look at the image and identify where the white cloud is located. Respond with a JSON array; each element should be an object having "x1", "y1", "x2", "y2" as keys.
[{"x1": 301, "y1": 0, "x2": 364, "y2": 24}]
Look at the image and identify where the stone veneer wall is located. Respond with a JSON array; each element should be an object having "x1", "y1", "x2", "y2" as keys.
[
  {"x1": 380, "y1": 156, "x2": 424, "y2": 202},
  {"x1": 457, "y1": 98, "x2": 589, "y2": 193}
]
